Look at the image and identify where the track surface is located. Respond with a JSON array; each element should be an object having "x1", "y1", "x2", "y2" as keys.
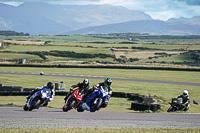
[
  {"x1": 1, "y1": 106, "x2": 200, "y2": 129},
  {"x1": 1, "y1": 72, "x2": 200, "y2": 129},
  {"x1": 0, "y1": 72, "x2": 200, "y2": 86}
]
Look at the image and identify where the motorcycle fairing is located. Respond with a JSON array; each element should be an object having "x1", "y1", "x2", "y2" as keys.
[{"x1": 87, "y1": 86, "x2": 109, "y2": 107}]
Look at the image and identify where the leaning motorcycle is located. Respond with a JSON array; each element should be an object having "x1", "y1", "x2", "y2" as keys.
[
  {"x1": 63, "y1": 89, "x2": 83, "y2": 112},
  {"x1": 167, "y1": 98, "x2": 186, "y2": 112},
  {"x1": 23, "y1": 88, "x2": 51, "y2": 111},
  {"x1": 77, "y1": 86, "x2": 109, "y2": 112}
]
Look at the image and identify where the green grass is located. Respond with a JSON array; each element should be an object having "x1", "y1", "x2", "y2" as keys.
[
  {"x1": 46, "y1": 56, "x2": 115, "y2": 62},
  {"x1": 1, "y1": 128, "x2": 200, "y2": 133},
  {"x1": 188, "y1": 44, "x2": 200, "y2": 50},
  {"x1": 0, "y1": 45, "x2": 112, "y2": 55},
  {"x1": 0, "y1": 67, "x2": 200, "y2": 113},
  {"x1": 147, "y1": 54, "x2": 194, "y2": 63},
  {"x1": 0, "y1": 35, "x2": 130, "y2": 43},
  {"x1": 139, "y1": 44, "x2": 190, "y2": 50},
  {"x1": 1, "y1": 34, "x2": 200, "y2": 44},
  {"x1": 51, "y1": 42, "x2": 136, "y2": 48},
  {"x1": 116, "y1": 50, "x2": 183, "y2": 60},
  {"x1": 1, "y1": 35, "x2": 200, "y2": 67},
  {"x1": 0, "y1": 53, "x2": 42, "y2": 60},
  {"x1": 0, "y1": 96, "x2": 134, "y2": 112},
  {"x1": 0, "y1": 45, "x2": 115, "y2": 62},
  {"x1": 0, "y1": 67, "x2": 199, "y2": 83}
]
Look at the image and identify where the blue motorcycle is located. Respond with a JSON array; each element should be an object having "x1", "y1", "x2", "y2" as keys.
[
  {"x1": 23, "y1": 87, "x2": 52, "y2": 111},
  {"x1": 77, "y1": 86, "x2": 109, "y2": 112}
]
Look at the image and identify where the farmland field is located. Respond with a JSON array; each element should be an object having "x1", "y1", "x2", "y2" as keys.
[
  {"x1": 0, "y1": 34, "x2": 200, "y2": 67},
  {"x1": 0, "y1": 34, "x2": 200, "y2": 113},
  {"x1": 1, "y1": 34, "x2": 200, "y2": 67},
  {"x1": 0, "y1": 53, "x2": 42, "y2": 60}
]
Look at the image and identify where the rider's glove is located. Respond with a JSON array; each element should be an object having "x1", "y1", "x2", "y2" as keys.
[{"x1": 93, "y1": 86, "x2": 97, "y2": 90}]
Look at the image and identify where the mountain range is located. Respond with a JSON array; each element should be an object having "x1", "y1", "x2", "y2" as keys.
[
  {"x1": 0, "y1": 2, "x2": 200, "y2": 35},
  {"x1": 66, "y1": 17, "x2": 200, "y2": 35}
]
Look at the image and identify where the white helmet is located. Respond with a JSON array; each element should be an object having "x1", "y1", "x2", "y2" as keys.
[
  {"x1": 183, "y1": 90, "x2": 189, "y2": 97},
  {"x1": 83, "y1": 79, "x2": 89, "y2": 87}
]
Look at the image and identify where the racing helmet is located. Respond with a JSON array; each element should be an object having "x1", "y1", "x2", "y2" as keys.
[
  {"x1": 183, "y1": 90, "x2": 189, "y2": 97},
  {"x1": 104, "y1": 77, "x2": 112, "y2": 87},
  {"x1": 47, "y1": 82, "x2": 54, "y2": 89},
  {"x1": 83, "y1": 79, "x2": 89, "y2": 87}
]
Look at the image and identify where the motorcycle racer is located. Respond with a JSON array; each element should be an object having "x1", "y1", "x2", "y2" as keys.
[
  {"x1": 26, "y1": 82, "x2": 55, "y2": 106},
  {"x1": 175, "y1": 90, "x2": 190, "y2": 111},
  {"x1": 81, "y1": 77, "x2": 112, "y2": 106},
  {"x1": 64, "y1": 79, "x2": 90, "y2": 101}
]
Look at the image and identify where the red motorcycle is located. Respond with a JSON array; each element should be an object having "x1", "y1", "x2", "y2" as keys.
[{"x1": 63, "y1": 89, "x2": 83, "y2": 112}]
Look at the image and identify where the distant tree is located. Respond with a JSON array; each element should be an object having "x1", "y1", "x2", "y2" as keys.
[
  {"x1": 0, "y1": 30, "x2": 30, "y2": 36},
  {"x1": 191, "y1": 52, "x2": 200, "y2": 62}
]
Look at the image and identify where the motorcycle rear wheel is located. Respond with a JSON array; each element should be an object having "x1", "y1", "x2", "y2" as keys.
[{"x1": 77, "y1": 104, "x2": 84, "y2": 112}]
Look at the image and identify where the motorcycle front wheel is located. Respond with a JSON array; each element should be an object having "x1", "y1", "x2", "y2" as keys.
[
  {"x1": 29, "y1": 97, "x2": 42, "y2": 111},
  {"x1": 23, "y1": 104, "x2": 28, "y2": 111},
  {"x1": 167, "y1": 106, "x2": 174, "y2": 112},
  {"x1": 90, "y1": 98, "x2": 103, "y2": 112},
  {"x1": 63, "y1": 99, "x2": 76, "y2": 112}
]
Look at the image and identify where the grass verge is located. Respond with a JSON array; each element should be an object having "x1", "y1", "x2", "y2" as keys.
[
  {"x1": 1, "y1": 128, "x2": 200, "y2": 133},
  {"x1": 0, "y1": 67, "x2": 200, "y2": 113}
]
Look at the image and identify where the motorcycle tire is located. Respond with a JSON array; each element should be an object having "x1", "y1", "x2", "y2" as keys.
[
  {"x1": 101, "y1": 102, "x2": 108, "y2": 108},
  {"x1": 23, "y1": 104, "x2": 28, "y2": 111},
  {"x1": 63, "y1": 99, "x2": 76, "y2": 112},
  {"x1": 29, "y1": 97, "x2": 42, "y2": 111},
  {"x1": 77, "y1": 104, "x2": 84, "y2": 112},
  {"x1": 167, "y1": 106, "x2": 174, "y2": 112},
  {"x1": 90, "y1": 98, "x2": 103, "y2": 112}
]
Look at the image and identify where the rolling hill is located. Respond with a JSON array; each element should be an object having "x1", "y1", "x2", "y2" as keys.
[{"x1": 65, "y1": 17, "x2": 200, "y2": 35}]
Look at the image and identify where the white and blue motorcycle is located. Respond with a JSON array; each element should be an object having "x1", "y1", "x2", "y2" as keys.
[
  {"x1": 77, "y1": 86, "x2": 109, "y2": 112},
  {"x1": 23, "y1": 87, "x2": 52, "y2": 111}
]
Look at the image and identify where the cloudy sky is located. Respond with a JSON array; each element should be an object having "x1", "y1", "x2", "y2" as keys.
[{"x1": 1, "y1": 0, "x2": 200, "y2": 21}]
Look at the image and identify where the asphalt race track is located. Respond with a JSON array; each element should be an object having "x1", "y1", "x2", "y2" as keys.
[
  {"x1": 0, "y1": 72, "x2": 200, "y2": 86},
  {"x1": 1, "y1": 72, "x2": 200, "y2": 129},
  {"x1": 0, "y1": 106, "x2": 200, "y2": 129}
]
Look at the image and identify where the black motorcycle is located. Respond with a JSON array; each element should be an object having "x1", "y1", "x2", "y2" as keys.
[{"x1": 167, "y1": 98, "x2": 187, "y2": 112}]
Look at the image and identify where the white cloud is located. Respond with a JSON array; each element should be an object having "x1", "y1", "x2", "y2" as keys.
[
  {"x1": 146, "y1": 2, "x2": 200, "y2": 20},
  {"x1": 0, "y1": 1, "x2": 23, "y2": 6}
]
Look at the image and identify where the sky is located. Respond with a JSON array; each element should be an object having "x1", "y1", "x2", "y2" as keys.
[{"x1": 0, "y1": 0, "x2": 200, "y2": 21}]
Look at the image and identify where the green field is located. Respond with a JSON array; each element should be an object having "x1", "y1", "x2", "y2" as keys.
[
  {"x1": 0, "y1": 67, "x2": 199, "y2": 83},
  {"x1": 0, "y1": 34, "x2": 131, "y2": 43},
  {"x1": 1, "y1": 34, "x2": 200, "y2": 67},
  {"x1": 1, "y1": 34, "x2": 200, "y2": 132},
  {"x1": 1, "y1": 45, "x2": 111, "y2": 54},
  {"x1": 0, "y1": 67, "x2": 200, "y2": 113},
  {"x1": 138, "y1": 44, "x2": 190, "y2": 50},
  {"x1": 146, "y1": 54, "x2": 194, "y2": 63},
  {"x1": 0, "y1": 34, "x2": 200, "y2": 113},
  {"x1": 0, "y1": 53, "x2": 42, "y2": 60}
]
